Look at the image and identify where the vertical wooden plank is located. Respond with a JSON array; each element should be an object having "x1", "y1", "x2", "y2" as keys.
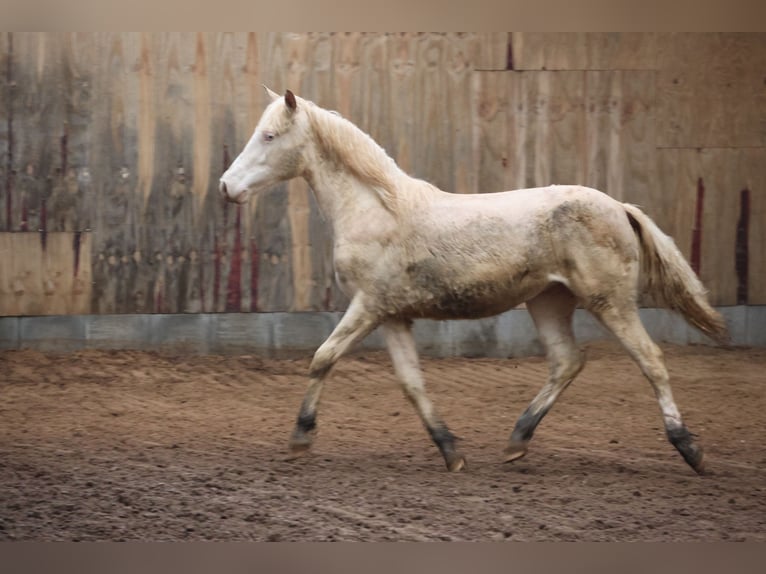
[
  {"x1": 90, "y1": 33, "x2": 146, "y2": 314},
  {"x1": 249, "y1": 33, "x2": 294, "y2": 311},
  {"x1": 583, "y1": 71, "x2": 655, "y2": 203},
  {"x1": 139, "y1": 33, "x2": 197, "y2": 314},
  {"x1": 0, "y1": 33, "x2": 11, "y2": 232},
  {"x1": 307, "y1": 32, "x2": 344, "y2": 311},
  {"x1": 473, "y1": 70, "x2": 508, "y2": 194},
  {"x1": 204, "y1": 32, "x2": 252, "y2": 313},
  {"x1": 445, "y1": 33, "x2": 480, "y2": 193},
  {"x1": 12, "y1": 33, "x2": 65, "y2": 234},
  {"x1": 388, "y1": 33, "x2": 418, "y2": 176},
  {"x1": 508, "y1": 71, "x2": 586, "y2": 189},
  {"x1": 414, "y1": 33, "x2": 452, "y2": 190}
]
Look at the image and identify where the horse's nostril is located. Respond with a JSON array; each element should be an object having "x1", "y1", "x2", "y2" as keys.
[{"x1": 219, "y1": 181, "x2": 228, "y2": 197}]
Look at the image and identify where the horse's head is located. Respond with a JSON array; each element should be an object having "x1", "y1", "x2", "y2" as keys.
[{"x1": 219, "y1": 87, "x2": 307, "y2": 204}]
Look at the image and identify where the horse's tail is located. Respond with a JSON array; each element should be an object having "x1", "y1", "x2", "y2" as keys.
[{"x1": 622, "y1": 203, "x2": 729, "y2": 344}]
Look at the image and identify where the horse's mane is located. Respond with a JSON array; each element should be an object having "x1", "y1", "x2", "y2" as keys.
[{"x1": 304, "y1": 102, "x2": 405, "y2": 213}]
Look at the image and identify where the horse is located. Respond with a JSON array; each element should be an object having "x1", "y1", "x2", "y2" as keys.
[{"x1": 219, "y1": 87, "x2": 728, "y2": 475}]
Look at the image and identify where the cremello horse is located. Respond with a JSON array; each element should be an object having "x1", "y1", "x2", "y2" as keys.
[{"x1": 220, "y1": 88, "x2": 728, "y2": 474}]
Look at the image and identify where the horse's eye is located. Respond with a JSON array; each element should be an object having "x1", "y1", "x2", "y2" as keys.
[{"x1": 263, "y1": 132, "x2": 275, "y2": 143}]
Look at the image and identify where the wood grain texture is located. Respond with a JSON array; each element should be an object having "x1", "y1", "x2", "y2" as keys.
[
  {"x1": 0, "y1": 231, "x2": 91, "y2": 315},
  {"x1": 656, "y1": 33, "x2": 766, "y2": 148},
  {"x1": 656, "y1": 148, "x2": 766, "y2": 306},
  {"x1": 482, "y1": 70, "x2": 655, "y2": 198},
  {"x1": 476, "y1": 32, "x2": 509, "y2": 70},
  {"x1": 0, "y1": 32, "x2": 10, "y2": 232},
  {"x1": 2, "y1": 33, "x2": 763, "y2": 316},
  {"x1": 511, "y1": 33, "x2": 658, "y2": 71},
  {"x1": 473, "y1": 71, "x2": 509, "y2": 194}
]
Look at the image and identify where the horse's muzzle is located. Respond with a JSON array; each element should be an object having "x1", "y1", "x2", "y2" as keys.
[{"x1": 218, "y1": 180, "x2": 230, "y2": 199}]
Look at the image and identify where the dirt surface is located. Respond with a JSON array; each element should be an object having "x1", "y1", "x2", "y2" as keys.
[{"x1": 1, "y1": 341, "x2": 764, "y2": 541}]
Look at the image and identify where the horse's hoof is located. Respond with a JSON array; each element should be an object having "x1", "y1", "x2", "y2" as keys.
[
  {"x1": 446, "y1": 455, "x2": 466, "y2": 472},
  {"x1": 285, "y1": 442, "x2": 311, "y2": 461},
  {"x1": 692, "y1": 453, "x2": 707, "y2": 476},
  {"x1": 503, "y1": 442, "x2": 528, "y2": 464}
]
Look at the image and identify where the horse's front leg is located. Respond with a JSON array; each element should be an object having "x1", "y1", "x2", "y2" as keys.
[
  {"x1": 383, "y1": 320, "x2": 466, "y2": 472},
  {"x1": 288, "y1": 294, "x2": 379, "y2": 457}
]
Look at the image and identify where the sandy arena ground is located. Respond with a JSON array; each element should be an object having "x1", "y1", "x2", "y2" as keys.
[{"x1": 0, "y1": 341, "x2": 764, "y2": 541}]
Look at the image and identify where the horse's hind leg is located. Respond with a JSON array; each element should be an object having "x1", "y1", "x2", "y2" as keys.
[
  {"x1": 383, "y1": 320, "x2": 466, "y2": 471},
  {"x1": 288, "y1": 294, "x2": 378, "y2": 457},
  {"x1": 591, "y1": 303, "x2": 706, "y2": 474},
  {"x1": 505, "y1": 284, "x2": 585, "y2": 463}
]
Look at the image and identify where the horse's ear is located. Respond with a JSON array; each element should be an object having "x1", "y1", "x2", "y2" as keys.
[
  {"x1": 262, "y1": 85, "x2": 280, "y2": 102},
  {"x1": 285, "y1": 89, "x2": 297, "y2": 113}
]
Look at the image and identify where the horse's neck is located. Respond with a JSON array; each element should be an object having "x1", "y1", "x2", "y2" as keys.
[{"x1": 303, "y1": 159, "x2": 397, "y2": 242}]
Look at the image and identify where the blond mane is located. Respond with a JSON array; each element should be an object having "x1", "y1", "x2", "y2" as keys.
[{"x1": 304, "y1": 102, "x2": 404, "y2": 213}]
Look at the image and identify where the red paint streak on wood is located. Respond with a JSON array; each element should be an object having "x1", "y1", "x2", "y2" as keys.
[
  {"x1": 60, "y1": 123, "x2": 68, "y2": 175},
  {"x1": 20, "y1": 197, "x2": 27, "y2": 231},
  {"x1": 213, "y1": 234, "x2": 222, "y2": 311},
  {"x1": 690, "y1": 177, "x2": 704, "y2": 275},
  {"x1": 39, "y1": 198, "x2": 47, "y2": 250},
  {"x1": 324, "y1": 285, "x2": 332, "y2": 311},
  {"x1": 735, "y1": 188, "x2": 750, "y2": 305},
  {"x1": 225, "y1": 206, "x2": 242, "y2": 312},
  {"x1": 72, "y1": 230, "x2": 81, "y2": 278},
  {"x1": 5, "y1": 33, "x2": 14, "y2": 230},
  {"x1": 250, "y1": 238, "x2": 259, "y2": 312}
]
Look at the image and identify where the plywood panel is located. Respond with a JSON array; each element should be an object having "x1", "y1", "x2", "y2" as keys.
[
  {"x1": 481, "y1": 70, "x2": 657, "y2": 200},
  {"x1": 476, "y1": 32, "x2": 508, "y2": 70},
  {"x1": 655, "y1": 148, "x2": 766, "y2": 306},
  {"x1": 88, "y1": 33, "x2": 146, "y2": 314},
  {"x1": 511, "y1": 33, "x2": 658, "y2": 71},
  {"x1": 0, "y1": 232, "x2": 91, "y2": 315},
  {"x1": 656, "y1": 33, "x2": 766, "y2": 148},
  {"x1": 505, "y1": 71, "x2": 586, "y2": 189}
]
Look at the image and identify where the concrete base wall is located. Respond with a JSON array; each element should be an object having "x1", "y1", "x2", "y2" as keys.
[{"x1": 1, "y1": 306, "x2": 763, "y2": 357}]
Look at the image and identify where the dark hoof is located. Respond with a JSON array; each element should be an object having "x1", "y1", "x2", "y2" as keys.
[
  {"x1": 287, "y1": 427, "x2": 314, "y2": 457},
  {"x1": 667, "y1": 426, "x2": 706, "y2": 475},
  {"x1": 503, "y1": 441, "x2": 528, "y2": 464},
  {"x1": 692, "y1": 454, "x2": 707, "y2": 476}
]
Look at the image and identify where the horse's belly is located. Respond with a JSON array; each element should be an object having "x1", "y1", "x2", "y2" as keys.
[{"x1": 395, "y1": 266, "x2": 546, "y2": 320}]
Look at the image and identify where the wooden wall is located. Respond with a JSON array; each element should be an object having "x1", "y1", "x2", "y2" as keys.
[{"x1": 0, "y1": 32, "x2": 763, "y2": 316}]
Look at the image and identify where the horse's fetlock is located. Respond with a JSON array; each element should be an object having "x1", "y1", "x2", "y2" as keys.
[{"x1": 296, "y1": 412, "x2": 317, "y2": 433}]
